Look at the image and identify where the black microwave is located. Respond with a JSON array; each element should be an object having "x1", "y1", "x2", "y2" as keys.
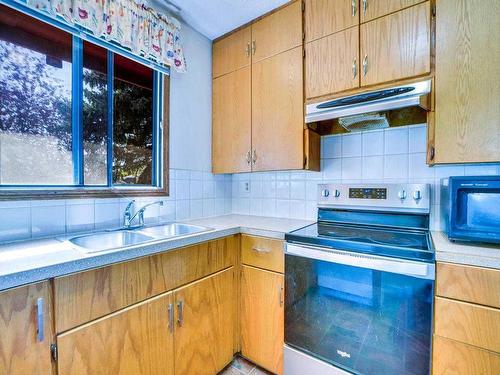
[{"x1": 442, "y1": 176, "x2": 500, "y2": 244}]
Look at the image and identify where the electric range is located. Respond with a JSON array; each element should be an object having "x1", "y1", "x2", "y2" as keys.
[{"x1": 284, "y1": 183, "x2": 435, "y2": 375}]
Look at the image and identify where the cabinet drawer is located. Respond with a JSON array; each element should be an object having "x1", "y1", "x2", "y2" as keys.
[
  {"x1": 435, "y1": 297, "x2": 500, "y2": 353},
  {"x1": 433, "y1": 335, "x2": 500, "y2": 375},
  {"x1": 241, "y1": 235, "x2": 284, "y2": 273},
  {"x1": 436, "y1": 262, "x2": 500, "y2": 308},
  {"x1": 54, "y1": 236, "x2": 237, "y2": 333}
]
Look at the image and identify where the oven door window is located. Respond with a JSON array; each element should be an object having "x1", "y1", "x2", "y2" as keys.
[{"x1": 285, "y1": 255, "x2": 433, "y2": 375}]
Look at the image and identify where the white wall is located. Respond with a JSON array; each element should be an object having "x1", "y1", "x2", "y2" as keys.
[{"x1": 169, "y1": 22, "x2": 213, "y2": 172}]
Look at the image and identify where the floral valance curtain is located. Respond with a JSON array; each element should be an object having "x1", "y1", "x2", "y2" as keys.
[{"x1": 26, "y1": 0, "x2": 187, "y2": 72}]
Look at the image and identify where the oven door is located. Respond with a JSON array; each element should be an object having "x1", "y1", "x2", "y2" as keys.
[{"x1": 285, "y1": 243, "x2": 434, "y2": 375}]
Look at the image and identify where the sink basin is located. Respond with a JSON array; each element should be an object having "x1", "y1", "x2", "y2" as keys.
[
  {"x1": 69, "y1": 231, "x2": 155, "y2": 253},
  {"x1": 138, "y1": 223, "x2": 211, "y2": 238}
]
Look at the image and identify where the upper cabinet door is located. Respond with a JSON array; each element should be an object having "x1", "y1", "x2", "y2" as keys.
[
  {"x1": 173, "y1": 268, "x2": 236, "y2": 375},
  {"x1": 0, "y1": 282, "x2": 54, "y2": 375},
  {"x1": 252, "y1": 47, "x2": 304, "y2": 171},
  {"x1": 212, "y1": 67, "x2": 252, "y2": 174},
  {"x1": 433, "y1": 0, "x2": 500, "y2": 163},
  {"x1": 306, "y1": 26, "x2": 360, "y2": 99},
  {"x1": 251, "y1": 1, "x2": 302, "y2": 63},
  {"x1": 360, "y1": 1, "x2": 430, "y2": 86},
  {"x1": 213, "y1": 26, "x2": 251, "y2": 78},
  {"x1": 57, "y1": 292, "x2": 174, "y2": 375},
  {"x1": 305, "y1": 0, "x2": 359, "y2": 42},
  {"x1": 360, "y1": 0, "x2": 425, "y2": 22}
]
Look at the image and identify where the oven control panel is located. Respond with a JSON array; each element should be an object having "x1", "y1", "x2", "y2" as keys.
[{"x1": 318, "y1": 183, "x2": 430, "y2": 212}]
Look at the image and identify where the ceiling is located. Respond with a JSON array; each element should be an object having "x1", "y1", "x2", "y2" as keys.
[{"x1": 155, "y1": 0, "x2": 290, "y2": 40}]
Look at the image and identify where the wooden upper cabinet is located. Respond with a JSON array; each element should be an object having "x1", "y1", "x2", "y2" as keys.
[
  {"x1": 213, "y1": 26, "x2": 251, "y2": 78},
  {"x1": 0, "y1": 282, "x2": 54, "y2": 375},
  {"x1": 173, "y1": 268, "x2": 236, "y2": 375},
  {"x1": 433, "y1": 0, "x2": 500, "y2": 163},
  {"x1": 360, "y1": 0, "x2": 425, "y2": 22},
  {"x1": 252, "y1": 46, "x2": 304, "y2": 171},
  {"x1": 212, "y1": 67, "x2": 252, "y2": 173},
  {"x1": 57, "y1": 292, "x2": 174, "y2": 375},
  {"x1": 251, "y1": 1, "x2": 302, "y2": 63},
  {"x1": 306, "y1": 26, "x2": 360, "y2": 99},
  {"x1": 360, "y1": 1, "x2": 431, "y2": 86},
  {"x1": 305, "y1": 0, "x2": 359, "y2": 42},
  {"x1": 241, "y1": 266, "x2": 284, "y2": 374}
]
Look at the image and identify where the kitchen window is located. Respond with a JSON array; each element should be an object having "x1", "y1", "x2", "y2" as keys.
[{"x1": 0, "y1": 4, "x2": 168, "y2": 198}]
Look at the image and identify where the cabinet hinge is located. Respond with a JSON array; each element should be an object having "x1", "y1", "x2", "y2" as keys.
[
  {"x1": 303, "y1": 49, "x2": 306, "y2": 58},
  {"x1": 50, "y1": 343, "x2": 58, "y2": 362},
  {"x1": 302, "y1": 31, "x2": 305, "y2": 41},
  {"x1": 304, "y1": 155, "x2": 308, "y2": 168},
  {"x1": 432, "y1": 4, "x2": 436, "y2": 17},
  {"x1": 429, "y1": 145, "x2": 435, "y2": 161},
  {"x1": 301, "y1": 1, "x2": 305, "y2": 12}
]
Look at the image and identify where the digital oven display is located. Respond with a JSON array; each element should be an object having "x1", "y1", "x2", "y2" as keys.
[{"x1": 349, "y1": 188, "x2": 387, "y2": 199}]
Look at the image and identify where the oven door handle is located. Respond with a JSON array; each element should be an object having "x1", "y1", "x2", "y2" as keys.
[{"x1": 285, "y1": 243, "x2": 435, "y2": 280}]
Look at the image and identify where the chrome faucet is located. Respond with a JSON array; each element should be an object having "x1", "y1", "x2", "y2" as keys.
[{"x1": 123, "y1": 200, "x2": 164, "y2": 228}]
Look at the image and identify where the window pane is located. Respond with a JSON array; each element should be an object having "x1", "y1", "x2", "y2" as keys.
[
  {"x1": 0, "y1": 5, "x2": 73, "y2": 185},
  {"x1": 83, "y1": 41, "x2": 108, "y2": 185},
  {"x1": 113, "y1": 54, "x2": 154, "y2": 185}
]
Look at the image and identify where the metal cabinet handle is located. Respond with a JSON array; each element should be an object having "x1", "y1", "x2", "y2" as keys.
[
  {"x1": 36, "y1": 297, "x2": 44, "y2": 342},
  {"x1": 279, "y1": 285, "x2": 284, "y2": 306},
  {"x1": 246, "y1": 150, "x2": 251, "y2": 165},
  {"x1": 168, "y1": 303, "x2": 174, "y2": 333},
  {"x1": 351, "y1": 0, "x2": 357, "y2": 16},
  {"x1": 252, "y1": 149, "x2": 257, "y2": 165},
  {"x1": 362, "y1": 55, "x2": 368, "y2": 76},
  {"x1": 246, "y1": 42, "x2": 251, "y2": 57},
  {"x1": 352, "y1": 58, "x2": 357, "y2": 79},
  {"x1": 251, "y1": 40, "x2": 256, "y2": 55},
  {"x1": 177, "y1": 300, "x2": 183, "y2": 326},
  {"x1": 252, "y1": 247, "x2": 270, "y2": 254},
  {"x1": 363, "y1": 0, "x2": 368, "y2": 14}
]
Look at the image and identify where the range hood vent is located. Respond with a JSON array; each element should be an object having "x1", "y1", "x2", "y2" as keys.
[{"x1": 306, "y1": 80, "x2": 431, "y2": 124}]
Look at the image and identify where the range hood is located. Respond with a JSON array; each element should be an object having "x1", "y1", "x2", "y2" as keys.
[{"x1": 305, "y1": 80, "x2": 432, "y2": 124}]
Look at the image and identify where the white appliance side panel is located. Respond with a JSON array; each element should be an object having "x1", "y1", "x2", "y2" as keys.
[{"x1": 284, "y1": 345, "x2": 351, "y2": 375}]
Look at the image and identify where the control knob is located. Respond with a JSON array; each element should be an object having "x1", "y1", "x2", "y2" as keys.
[
  {"x1": 413, "y1": 190, "x2": 422, "y2": 201},
  {"x1": 398, "y1": 190, "x2": 407, "y2": 200},
  {"x1": 321, "y1": 189, "x2": 330, "y2": 198},
  {"x1": 334, "y1": 189, "x2": 341, "y2": 198}
]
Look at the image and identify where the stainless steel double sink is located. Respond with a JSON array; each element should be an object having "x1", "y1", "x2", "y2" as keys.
[{"x1": 67, "y1": 223, "x2": 212, "y2": 253}]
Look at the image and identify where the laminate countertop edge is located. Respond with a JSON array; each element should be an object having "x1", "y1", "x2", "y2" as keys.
[{"x1": 0, "y1": 215, "x2": 313, "y2": 291}]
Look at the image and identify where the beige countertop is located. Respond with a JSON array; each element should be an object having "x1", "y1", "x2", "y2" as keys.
[{"x1": 431, "y1": 231, "x2": 500, "y2": 269}]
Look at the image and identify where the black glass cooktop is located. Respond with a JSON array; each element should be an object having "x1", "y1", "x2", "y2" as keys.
[{"x1": 285, "y1": 222, "x2": 434, "y2": 262}]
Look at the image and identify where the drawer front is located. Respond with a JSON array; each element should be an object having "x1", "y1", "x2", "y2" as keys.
[
  {"x1": 436, "y1": 262, "x2": 500, "y2": 308},
  {"x1": 54, "y1": 235, "x2": 237, "y2": 333},
  {"x1": 433, "y1": 335, "x2": 500, "y2": 375},
  {"x1": 241, "y1": 235, "x2": 284, "y2": 273},
  {"x1": 435, "y1": 297, "x2": 500, "y2": 353}
]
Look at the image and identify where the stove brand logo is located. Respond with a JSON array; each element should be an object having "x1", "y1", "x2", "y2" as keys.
[{"x1": 336, "y1": 349, "x2": 351, "y2": 358}]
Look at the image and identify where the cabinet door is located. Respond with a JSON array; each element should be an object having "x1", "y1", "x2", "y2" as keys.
[
  {"x1": 0, "y1": 281, "x2": 54, "y2": 375},
  {"x1": 213, "y1": 26, "x2": 251, "y2": 78},
  {"x1": 212, "y1": 67, "x2": 252, "y2": 173},
  {"x1": 241, "y1": 265, "x2": 284, "y2": 374},
  {"x1": 251, "y1": 1, "x2": 302, "y2": 63},
  {"x1": 360, "y1": 0, "x2": 425, "y2": 23},
  {"x1": 360, "y1": 1, "x2": 430, "y2": 86},
  {"x1": 173, "y1": 268, "x2": 235, "y2": 375},
  {"x1": 305, "y1": 0, "x2": 359, "y2": 42},
  {"x1": 306, "y1": 26, "x2": 359, "y2": 99},
  {"x1": 57, "y1": 292, "x2": 174, "y2": 375},
  {"x1": 252, "y1": 47, "x2": 304, "y2": 171},
  {"x1": 434, "y1": 0, "x2": 500, "y2": 163}
]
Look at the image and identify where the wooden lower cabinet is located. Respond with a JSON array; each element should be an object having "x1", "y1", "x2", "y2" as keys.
[
  {"x1": 174, "y1": 267, "x2": 236, "y2": 375},
  {"x1": 57, "y1": 292, "x2": 174, "y2": 375},
  {"x1": 433, "y1": 336, "x2": 500, "y2": 375},
  {"x1": 0, "y1": 281, "x2": 54, "y2": 375},
  {"x1": 241, "y1": 265, "x2": 284, "y2": 374}
]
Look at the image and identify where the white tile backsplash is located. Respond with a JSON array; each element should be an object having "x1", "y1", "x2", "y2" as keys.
[
  {"x1": 0, "y1": 169, "x2": 231, "y2": 244},
  {"x1": 230, "y1": 124, "x2": 500, "y2": 231}
]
